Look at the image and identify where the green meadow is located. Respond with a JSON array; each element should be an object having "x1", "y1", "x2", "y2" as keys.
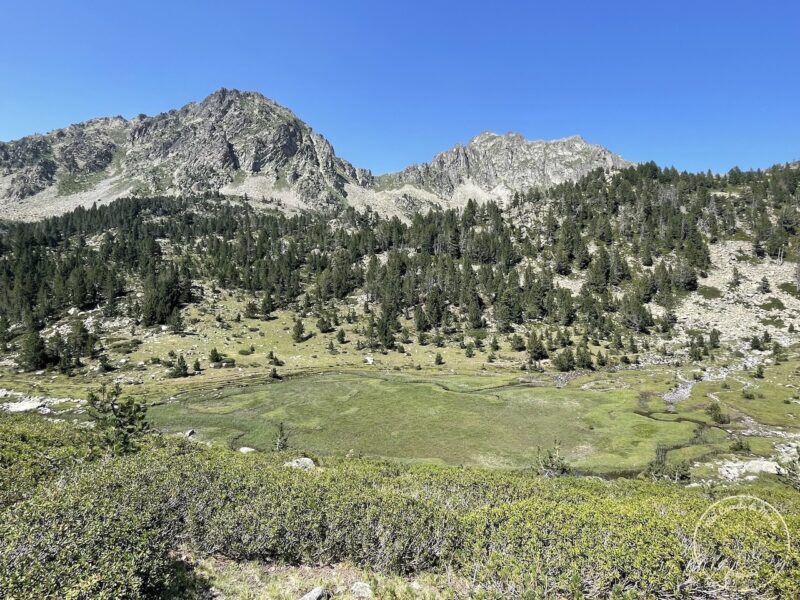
[{"x1": 151, "y1": 369, "x2": 703, "y2": 473}]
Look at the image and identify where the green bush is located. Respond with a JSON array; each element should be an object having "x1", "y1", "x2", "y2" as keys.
[
  {"x1": 0, "y1": 413, "x2": 95, "y2": 508},
  {"x1": 0, "y1": 447, "x2": 193, "y2": 599},
  {"x1": 461, "y1": 496, "x2": 687, "y2": 596}
]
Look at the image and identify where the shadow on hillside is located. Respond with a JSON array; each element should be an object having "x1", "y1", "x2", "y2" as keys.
[{"x1": 162, "y1": 558, "x2": 215, "y2": 600}]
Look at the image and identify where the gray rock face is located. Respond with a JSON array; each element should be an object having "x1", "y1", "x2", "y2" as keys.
[
  {"x1": 0, "y1": 117, "x2": 124, "y2": 199},
  {"x1": 122, "y1": 89, "x2": 362, "y2": 203},
  {"x1": 0, "y1": 89, "x2": 629, "y2": 220},
  {"x1": 0, "y1": 89, "x2": 365, "y2": 214},
  {"x1": 376, "y1": 132, "x2": 629, "y2": 200}
]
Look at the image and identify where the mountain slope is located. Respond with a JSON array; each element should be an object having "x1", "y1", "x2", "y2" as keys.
[
  {"x1": 0, "y1": 89, "x2": 627, "y2": 220},
  {"x1": 0, "y1": 89, "x2": 371, "y2": 219}
]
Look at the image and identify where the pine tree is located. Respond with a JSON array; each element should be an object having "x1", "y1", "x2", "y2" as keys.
[
  {"x1": 729, "y1": 266, "x2": 742, "y2": 289},
  {"x1": 552, "y1": 347, "x2": 575, "y2": 372},
  {"x1": 292, "y1": 319, "x2": 306, "y2": 342},
  {"x1": 527, "y1": 331, "x2": 548, "y2": 361},
  {"x1": 19, "y1": 329, "x2": 48, "y2": 371},
  {"x1": 273, "y1": 422, "x2": 289, "y2": 451},
  {"x1": 261, "y1": 293, "x2": 275, "y2": 319},
  {"x1": 414, "y1": 305, "x2": 430, "y2": 332},
  {"x1": 171, "y1": 354, "x2": 188, "y2": 378},
  {"x1": 244, "y1": 301, "x2": 259, "y2": 319},
  {"x1": 510, "y1": 334, "x2": 526, "y2": 352},
  {"x1": 316, "y1": 316, "x2": 334, "y2": 333},
  {"x1": 575, "y1": 344, "x2": 593, "y2": 369},
  {"x1": 0, "y1": 315, "x2": 10, "y2": 352},
  {"x1": 87, "y1": 384, "x2": 149, "y2": 455}
]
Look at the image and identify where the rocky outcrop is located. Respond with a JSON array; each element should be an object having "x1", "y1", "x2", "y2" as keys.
[{"x1": 298, "y1": 587, "x2": 329, "y2": 600}]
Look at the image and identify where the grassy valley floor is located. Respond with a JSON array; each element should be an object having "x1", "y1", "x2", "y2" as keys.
[{"x1": 150, "y1": 369, "x2": 699, "y2": 473}]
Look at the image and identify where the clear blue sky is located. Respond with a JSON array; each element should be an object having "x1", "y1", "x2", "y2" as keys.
[{"x1": 1, "y1": 0, "x2": 798, "y2": 174}]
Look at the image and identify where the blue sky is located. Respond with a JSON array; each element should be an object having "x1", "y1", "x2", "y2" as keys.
[{"x1": 1, "y1": 0, "x2": 798, "y2": 174}]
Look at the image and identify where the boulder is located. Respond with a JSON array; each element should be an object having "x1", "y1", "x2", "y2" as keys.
[
  {"x1": 351, "y1": 582, "x2": 373, "y2": 598},
  {"x1": 283, "y1": 457, "x2": 316, "y2": 471},
  {"x1": 238, "y1": 447, "x2": 256, "y2": 454},
  {"x1": 298, "y1": 587, "x2": 328, "y2": 600}
]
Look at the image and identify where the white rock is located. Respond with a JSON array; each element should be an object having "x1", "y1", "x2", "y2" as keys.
[
  {"x1": 238, "y1": 447, "x2": 256, "y2": 454},
  {"x1": 298, "y1": 587, "x2": 327, "y2": 600},
  {"x1": 2, "y1": 398, "x2": 45, "y2": 412},
  {"x1": 718, "y1": 458, "x2": 780, "y2": 480},
  {"x1": 351, "y1": 582, "x2": 373, "y2": 598},
  {"x1": 284, "y1": 457, "x2": 316, "y2": 471}
]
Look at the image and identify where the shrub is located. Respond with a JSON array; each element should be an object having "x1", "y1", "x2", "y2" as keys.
[
  {"x1": 0, "y1": 414, "x2": 94, "y2": 508},
  {"x1": 705, "y1": 401, "x2": 730, "y2": 424},
  {"x1": 0, "y1": 448, "x2": 193, "y2": 599},
  {"x1": 730, "y1": 436, "x2": 751, "y2": 452}
]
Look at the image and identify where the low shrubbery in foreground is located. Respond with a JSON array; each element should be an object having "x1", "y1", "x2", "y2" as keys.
[{"x1": 1, "y1": 415, "x2": 799, "y2": 599}]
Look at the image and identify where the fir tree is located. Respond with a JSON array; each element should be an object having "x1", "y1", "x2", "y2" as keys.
[
  {"x1": 527, "y1": 331, "x2": 548, "y2": 361},
  {"x1": 292, "y1": 319, "x2": 306, "y2": 342},
  {"x1": 19, "y1": 329, "x2": 48, "y2": 371}
]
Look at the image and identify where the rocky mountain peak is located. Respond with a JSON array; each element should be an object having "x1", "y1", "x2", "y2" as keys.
[
  {"x1": 371, "y1": 131, "x2": 629, "y2": 208},
  {"x1": 0, "y1": 89, "x2": 628, "y2": 220},
  {"x1": 0, "y1": 89, "x2": 370, "y2": 218}
]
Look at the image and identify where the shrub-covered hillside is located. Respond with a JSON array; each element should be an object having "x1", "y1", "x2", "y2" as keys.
[{"x1": 1, "y1": 414, "x2": 799, "y2": 599}]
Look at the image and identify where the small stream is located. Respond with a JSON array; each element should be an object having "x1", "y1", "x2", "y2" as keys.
[{"x1": 661, "y1": 346, "x2": 759, "y2": 407}]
